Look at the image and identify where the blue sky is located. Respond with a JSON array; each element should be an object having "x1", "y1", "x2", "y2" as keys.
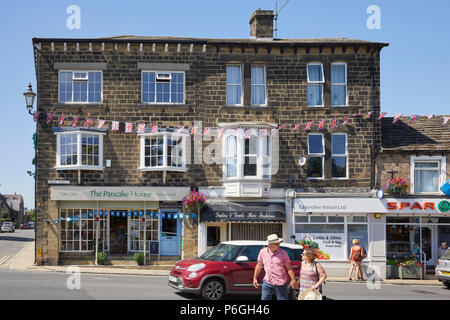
[{"x1": 0, "y1": 0, "x2": 449, "y2": 209}]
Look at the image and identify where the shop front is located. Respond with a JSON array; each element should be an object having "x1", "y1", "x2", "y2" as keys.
[
  {"x1": 198, "y1": 202, "x2": 286, "y2": 255},
  {"x1": 51, "y1": 186, "x2": 190, "y2": 262},
  {"x1": 384, "y1": 199, "x2": 450, "y2": 268},
  {"x1": 292, "y1": 196, "x2": 450, "y2": 279}
]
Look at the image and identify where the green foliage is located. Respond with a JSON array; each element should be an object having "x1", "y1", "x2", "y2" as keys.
[
  {"x1": 134, "y1": 253, "x2": 145, "y2": 266},
  {"x1": 97, "y1": 252, "x2": 108, "y2": 265}
]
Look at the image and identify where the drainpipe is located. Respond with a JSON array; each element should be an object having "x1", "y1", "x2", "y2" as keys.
[{"x1": 370, "y1": 48, "x2": 377, "y2": 190}]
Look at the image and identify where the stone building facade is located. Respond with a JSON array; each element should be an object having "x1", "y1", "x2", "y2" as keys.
[{"x1": 32, "y1": 9, "x2": 389, "y2": 268}]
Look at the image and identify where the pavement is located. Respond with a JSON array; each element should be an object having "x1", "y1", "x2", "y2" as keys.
[{"x1": 0, "y1": 241, "x2": 444, "y2": 286}]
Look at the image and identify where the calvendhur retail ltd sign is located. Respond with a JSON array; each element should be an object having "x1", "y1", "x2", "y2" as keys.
[{"x1": 50, "y1": 186, "x2": 190, "y2": 201}]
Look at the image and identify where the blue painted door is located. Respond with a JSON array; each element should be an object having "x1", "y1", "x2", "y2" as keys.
[{"x1": 160, "y1": 211, "x2": 180, "y2": 256}]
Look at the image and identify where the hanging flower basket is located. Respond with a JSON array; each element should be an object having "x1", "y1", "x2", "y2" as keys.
[
  {"x1": 182, "y1": 191, "x2": 207, "y2": 214},
  {"x1": 384, "y1": 176, "x2": 410, "y2": 195}
]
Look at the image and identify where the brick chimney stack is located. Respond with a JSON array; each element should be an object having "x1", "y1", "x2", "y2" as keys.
[{"x1": 249, "y1": 9, "x2": 274, "y2": 39}]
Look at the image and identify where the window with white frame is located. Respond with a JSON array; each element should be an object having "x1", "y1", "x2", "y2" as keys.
[
  {"x1": 331, "y1": 63, "x2": 347, "y2": 106},
  {"x1": 59, "y1": 71, "x2": 102, "y2": 103},
  {"x1": 129, "y1": 213, "x2": 159, "y2": 253},
  {"x1": 59, "y1": 208, "x2": 107, "y2": 252},
  {"x1": 142, "y1": 71, "x2": 185, "y2": 104},
  {"x1": 411, "y1": 156, "x2": 446, "y2": 194},
  {"x1": 251, "y1": 65, "x2": 266, "y2": 105},
  {"x1": 223, "y1": 129, "x2": 272, "y2": 180},
  {"x1": 56, "y1": 131, "x2": 104, "y2": 170},
  {"x1": 294, "y1": 214, "x2": 368, "y2": 261},
  {"x1": 331, "y1": 133, "x2": 348, "y2": 178},
  {"x1": 307, "y1": 63, "x2": 324, "y2": 107},
  {"x1": 307, "y1": 134, "x2": 324, "y2": 178},
  {"x1": 140, "y1": 131, "x2": 188, "y2": 171},
  {"x1": 226, "y1": 65, "x2": 243, "y2": 105}
]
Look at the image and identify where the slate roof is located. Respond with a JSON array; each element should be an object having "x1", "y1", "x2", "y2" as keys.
[
  {"x1": 32, "y1": 35, "x2": 389, "y2": 47},
  {"x1": 3, "y1": 194, "x2": 23, "y2": 212},
  {"x1": 381, "y1": 117, "x2": 450, "y2": 152}
]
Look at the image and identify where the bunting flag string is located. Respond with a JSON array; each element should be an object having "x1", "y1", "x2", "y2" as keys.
[
  {"x1": 377, "y1": 112, "x2": 387, "y2": 120},
  {"x1": 137, "y1": 123, "x2": 146, "y2": 134},
  {"x1": 112, "y1": 121, "x2": 120, "y2": 131},
  {"x1": 408, "y1": 115, "x2": 417, "y2": 126},
  {"x1": 125, "y1": 122, "x2": 133, "y2": 133},
  {"x1": 35, "y1": 111, "x2": 450, "y2": 136},
  {"x1": 98, "y1": 119, "x2": 105, "y2": 129},
  {"x1": 52, "y1": 210, "x2": 196, "y2": 224},
  {"x1": 393, "y1": 113, "x2": 402, "y2": 124}
]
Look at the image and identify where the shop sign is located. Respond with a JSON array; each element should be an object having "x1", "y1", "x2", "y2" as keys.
[
  {"x1": 50, "y1": 186, "x2": 190, "y2": 201},
  {"x1": 294, "y1": 198, "x2": 447, "y2": 214},
  {"x1": 295, "y1": 233, "x2": 345, "y2": 260},
  {"x1": 203, "y1": 211, "x2": 283, "y2": 223},
  {"x1": 386, "y1": 202, "x2": 436, "y2": 210},
  {"x1": 438, "y1": 201, "x2": 450, "y2": 212}
]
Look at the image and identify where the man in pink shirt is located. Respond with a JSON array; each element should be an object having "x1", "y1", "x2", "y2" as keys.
[{"x1": 253, "y1": 234, "x2": 297, "y2": 300}]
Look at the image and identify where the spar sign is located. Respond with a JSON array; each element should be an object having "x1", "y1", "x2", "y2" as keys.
[{"x1": 386, "y1": 200, "x2": 450, "y2": 213}]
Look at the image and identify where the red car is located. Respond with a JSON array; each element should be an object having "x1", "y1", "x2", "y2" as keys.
[{"x1": 168, "y1": 240, "x2": 303, "y2": 300}]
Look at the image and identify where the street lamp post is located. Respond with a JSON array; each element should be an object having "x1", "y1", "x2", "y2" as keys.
[{"x1": 24, "y1": 82, "x2": 37, "y2": 264}]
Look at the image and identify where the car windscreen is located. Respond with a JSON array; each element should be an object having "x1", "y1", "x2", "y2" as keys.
[
  {"x1": 282, "y1": 247, "x2": 303, "y2": 261},
  {"x1": 200, "y1": 244, "x2": 243, "y2": 262},
  {"x1": 441, "y1": 250, "x2": 450, "y2": 260}
]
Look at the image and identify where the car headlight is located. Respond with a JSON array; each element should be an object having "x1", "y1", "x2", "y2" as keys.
[
  {"x1": 188, "y1": 272, "x2": 198, "y2": 278},
  {"x1": 187, "y1": 263, "x2": 206, "y2": 272}
]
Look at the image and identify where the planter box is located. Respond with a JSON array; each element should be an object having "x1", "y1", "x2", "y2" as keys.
[
  {"x1": 386, "y1": 265, "x2": 399, "y2": 279},
  {"x1": 399, "y1": 265, "x2": 424, "y2": 280}
]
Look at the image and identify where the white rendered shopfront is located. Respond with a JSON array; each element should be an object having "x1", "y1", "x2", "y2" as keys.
[
  {"x1": 51, "y1": 186, "x2": 189, "y2": 259},
  {"x1": 292, "y1": 197, "x2": 450, "y2": 279}
]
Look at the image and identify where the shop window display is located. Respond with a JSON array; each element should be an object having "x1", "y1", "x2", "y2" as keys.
[{"x1": 59, "y1": 208, "x2": 107, "y2": 252}]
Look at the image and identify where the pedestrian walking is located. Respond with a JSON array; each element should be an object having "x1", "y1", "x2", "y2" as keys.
[
  {"x1": 348, "y1": 239, "x2": 366, "y2": 281},
  {"x1": 438, "y1": 242, "x2": 448, "y2": 259},
  {"x1": 298, "y1": 248, "x2": 327, "y2": 299},
  {"x1": 253, "y1": 234, "x2": 298, "y2": 300}
]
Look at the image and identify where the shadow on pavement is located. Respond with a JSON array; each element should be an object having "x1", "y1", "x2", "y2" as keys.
[{"x1": 0, "y1": 236, "x2": 34, "y2": 242}]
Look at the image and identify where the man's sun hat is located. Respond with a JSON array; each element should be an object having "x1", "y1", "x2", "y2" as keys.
[
  {"x1": 267, "y1": 234, "x2": 283, "y2": 244},
  {"x1": 298, "y1": 289, "x2": 322, "y2": 300}
]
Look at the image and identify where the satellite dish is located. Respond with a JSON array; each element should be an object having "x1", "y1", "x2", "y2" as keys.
[{"x1": 299, "y1": 157, "x2": 306, "y2": 166}]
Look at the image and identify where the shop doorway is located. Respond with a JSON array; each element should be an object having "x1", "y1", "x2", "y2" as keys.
[
  {"x1": 160, "y1": 211, "x2": 180, "y2": 256},
  {"x1": 109, "y1": 215, "x2": 127, "y2": 254},
  {"x1": 421, "y1": 226, "x2": 436, "y2": 266}
]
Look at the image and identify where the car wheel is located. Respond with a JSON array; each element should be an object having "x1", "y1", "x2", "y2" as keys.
[
  {"x1": 201, "y1": 278, "x2": 225, "y2": 300},
  {"x1": 444, "y1": 281, "x2": 450, "y2": 289}
]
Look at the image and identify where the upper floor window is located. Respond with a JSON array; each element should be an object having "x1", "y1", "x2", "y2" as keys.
[
  {"x1": 223, "y1": 129, "x2": 272, "y2": 180},
  {"x1": 59, "y1": 71, "x2": 102, "y2": 103},
  {"x1": 55, "y1": 129, "x2": 104, "y2": 170},
  {"x1": 331, "y1": 63, "x2": 347, "y2": 106},
  {"x1": 307, "y1": 134, "x2": 325, "y2": 178},
  {"x1": 139, "y1": 131, "x2": 188, "y2": 172},
  {"x1": 411, "y1": 156, "x2": 447, "y2": 194},
  {"x1": 226, "y1": 65, "x2": 243, "y2": 105},
  {"x1": 142, "y1": 71, "x2": 185, "y2": 104},
  {"x1": 307, "y1": 63, "x2": 324, "y2": 107},
  {"x1": 331, "y1": 133, "x2": 348, "y2": 178},
  {"x1": 251, "y1": 65, "x2": 267, "y2": 105}
]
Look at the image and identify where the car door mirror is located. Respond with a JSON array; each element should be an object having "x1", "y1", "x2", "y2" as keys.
[{"x1": 236, "y1": 256, "x2": 249, "y2": 263}]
